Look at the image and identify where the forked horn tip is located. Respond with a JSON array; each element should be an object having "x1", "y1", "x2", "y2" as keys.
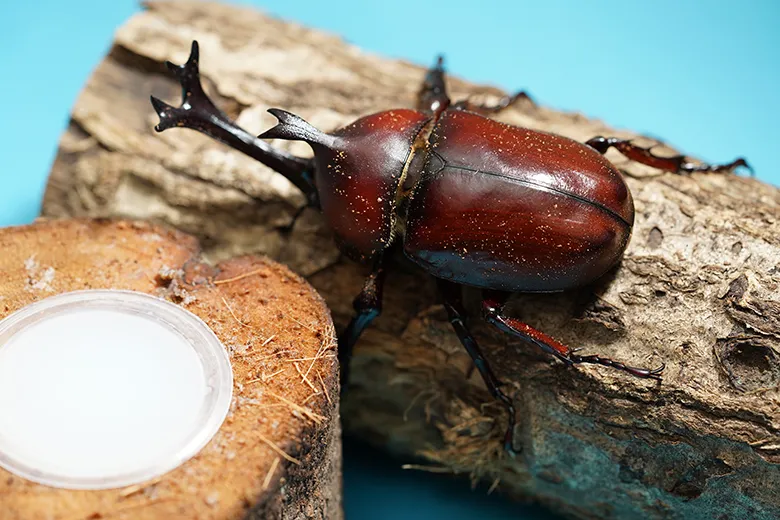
[
  {"x1": 187, "y1": 40, "x2": 199, "y2": 64},
  {"x1": 149, "y1": 95, "x2": 170, "y2": 115},
  {"x1": 150, "y1": 95, "x2": 176, "y2": 132},
  {"x1": 259, "y1": 108, "x2": 327, "y2": 145}
]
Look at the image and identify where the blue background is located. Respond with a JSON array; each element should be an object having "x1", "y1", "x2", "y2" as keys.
[{"x1": 1, "y1": 1, "x2": 777, "y2": 518}]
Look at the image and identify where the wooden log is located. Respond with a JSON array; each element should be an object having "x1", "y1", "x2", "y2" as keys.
[
  {"x1": 0, "y1": 219, "x2": 341, "y2": 520},
  {"x1": 42, "y1": 1, "x2": 780, "y2": 518}
]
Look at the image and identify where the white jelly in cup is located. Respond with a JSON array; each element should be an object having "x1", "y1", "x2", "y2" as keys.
[{"x1": 0, "y1": 290, "x2": 233, "y2": 489}]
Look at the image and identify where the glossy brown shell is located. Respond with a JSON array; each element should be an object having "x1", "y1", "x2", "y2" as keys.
[
  {"x1": 403, "y1": 109, "x2": 635, "y2": 292},
  {"x1": 313, "y1": 109, "x2": 430, "y2": 261}
]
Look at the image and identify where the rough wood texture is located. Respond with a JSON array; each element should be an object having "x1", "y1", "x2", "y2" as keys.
[
  {"x1": 42, "y1": 2, "x2": 780, "y2": 518},
  {"x1": 0, "y1": 219, "x2": 341, "y2": 520}
]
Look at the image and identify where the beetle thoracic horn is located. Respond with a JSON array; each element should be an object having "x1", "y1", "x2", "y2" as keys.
[{"x1": 258, "y1": 108, "x2": 335, "y2": 148}]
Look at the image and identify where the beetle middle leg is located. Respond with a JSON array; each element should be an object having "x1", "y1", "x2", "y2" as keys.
[
  {"x1": 451, "y1": 91, "x2": 534, "y2": 115},
  {"x1": 438, "y1": 280, "x2": 517, "y2": 455},
  {"x1": 585, "y1": 136, "x2": 752, "y2": 175},
  {"x1": 482, "y1": 291, "x2": 664, "y2": 380},
  {"x1": 339, "y1": 256, "x2": 387, "y2": 386}
]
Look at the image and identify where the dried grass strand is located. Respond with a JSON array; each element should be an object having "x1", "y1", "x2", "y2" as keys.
[
  {"x1": 294, "y1": 362, "x2": 319, "y2": 393},
  {"x1": 218, "y1": 293, "x2": 250, "y2": 328},
  {"x1": 401, "y1": 464, "x2": 454, "y2": 474},
  {"x1": 257, "y1": 432, "x2": 301, "y2": 465},
  {"x1": 214, "y1": 268, "x2": 266, "y2": 286},
  {"x1": 267, "y1": 391, "x2": 326, "y2": 424},
  {"x1": 246, "y1": 368, "x2": 285, "y2": 385},
  {"x1": 262, "y1": 457, "x2": 281, "y2": 490},
  {"x1": 118, "y1": 476, "x2": 164, "y2": 498},
  {"x1": 317, "y1": 370, "x2": 332, "y2": 406}
]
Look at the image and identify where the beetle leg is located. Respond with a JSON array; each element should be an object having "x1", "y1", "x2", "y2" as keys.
[
  {"x1": 482, "y1": 291, "x2": 665, "y2": 380},
  {"x1": 150, "y1": 41, "x2": 319, "y2": 205},
  {"x1": 339, "y1": 256, "x2": 387, "y2": 386},
  {"x1": 438, "y1": 281, "x2": 517, "y2": 455},
  {"x1": 451, "y1": 91, "x2": 535, "y2": 115},
  {"x1": 585, "y1": 136, "x2": 753, "y2": 176},
  {"x1": 277, "y1": 204, "x2": 310, "y2": 236},
  {"x1": 417, "y1": 55, "x2": 451, "y2": 117}
]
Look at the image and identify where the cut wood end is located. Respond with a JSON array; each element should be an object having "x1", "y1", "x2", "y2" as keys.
[{"x1": 0, "y1": 219, "x2": 341, "y2": 520}]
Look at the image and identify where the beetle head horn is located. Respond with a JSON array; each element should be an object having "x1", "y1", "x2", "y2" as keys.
[{"x1": 258, "y1": 108, "x2": 335, "y2": 148}]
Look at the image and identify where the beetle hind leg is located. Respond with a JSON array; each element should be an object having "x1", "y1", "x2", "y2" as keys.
[
  {"x1": 439, "y1": 281, "x2": 518, "y2": 455},
  {"x1": 585, "y1": 136, "x2": 753, "y2": 176},
  {"x1": 482, "y1": 291, "x2": 664, "y2": 380}
]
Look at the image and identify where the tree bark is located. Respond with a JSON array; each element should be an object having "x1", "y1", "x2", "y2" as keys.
[
  {"x1": 42, "y1": 1, "x2": 780, "y2": 518},
  {"x1": 0, "y1": 219, "x2": 341, "y2": 520}
]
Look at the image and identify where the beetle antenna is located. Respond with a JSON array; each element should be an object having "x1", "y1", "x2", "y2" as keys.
[{"x1": 259, "y1": 109, "x2": 335, "y2": 147}]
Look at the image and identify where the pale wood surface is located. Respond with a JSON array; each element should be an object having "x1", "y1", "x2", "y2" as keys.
[{"x1": 42, "y1": 2, "x2": 780, "y2": 518}]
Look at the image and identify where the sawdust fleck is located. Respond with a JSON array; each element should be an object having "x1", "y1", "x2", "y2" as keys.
[
  {"x1": 205, "y1": 492, "x2": 219, "y2": 507},
  {"x1": 24, "y1": 256, "x2": 56, "y2": 292}
]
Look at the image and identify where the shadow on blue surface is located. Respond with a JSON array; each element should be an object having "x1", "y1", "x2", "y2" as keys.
[{"x1": 344, "y1": 436, "x2": 559, "y2": 520}]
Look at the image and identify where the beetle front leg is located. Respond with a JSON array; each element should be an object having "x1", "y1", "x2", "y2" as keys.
[
  {"x1": 482, "y1": 291, "x2": 664, "y2": 380},
  {"x1": 150, "y1": 41, "x2": 319, "y2": 205},
  {"x1": 439, "y1": 281, "x2": 517, "y2": 455},
  {"x1": 339, "y1": 256, "x2": 387, "y2": 386},
  {"x1": 417, "y1": 55, "x2": 451, "y2": 116},
  {"x1": 585, "y1": 136, "x2": 752, "y2": 176}
]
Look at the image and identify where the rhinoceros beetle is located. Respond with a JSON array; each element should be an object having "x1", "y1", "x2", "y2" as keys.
[{"x1": 151, "y1": 41, "x2": 750, "y2": 453}]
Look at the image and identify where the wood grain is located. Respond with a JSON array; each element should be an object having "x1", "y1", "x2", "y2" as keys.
[{"x1": 42, "y1": 2, "x2": 780, "y2": 518}]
